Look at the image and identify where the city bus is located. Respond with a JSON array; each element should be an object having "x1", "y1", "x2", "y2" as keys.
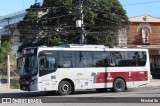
[{"x1": 17, "y1": 44, "x2": 150, "y2": 95}]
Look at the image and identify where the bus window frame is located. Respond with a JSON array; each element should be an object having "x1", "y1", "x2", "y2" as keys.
[
  {"x1": 17, "y1": 55, "x2": 38, "y2": 76},
  {"x1": 38, "y1": 53, "x2": 57, "y2": 77}
]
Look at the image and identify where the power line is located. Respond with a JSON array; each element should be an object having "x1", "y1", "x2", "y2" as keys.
[
  {"x1": 26, "y1": 4, "x2": 128, "y2": 23},
  {"x1": 26, "y1": 6, "x2": 69, "y2": 10},
  {"x1": 18, "y1": 2, "x2": 129, "y2": 43},
  {"x1": 22, "y1": 14, "x2": 72, "y2": 22},
  {"x1": 123, "y1": 0, "x2": 160, "y2": 6}
]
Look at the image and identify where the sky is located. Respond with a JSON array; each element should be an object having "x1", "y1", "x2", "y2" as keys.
[
  {"x1": 119, "y1": 0, "x2": 160, "y2": 18},
  {"x1": 0, "y1": 0, "x2": 41, "y2": 16},
  {"x1": 0, "y1": 0, "x2": 160, "y2": 17}
]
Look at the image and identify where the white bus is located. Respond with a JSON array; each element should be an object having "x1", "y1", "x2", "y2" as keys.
[{"x1": 17, "y1": 44, "x2": 150, "y2": 95}]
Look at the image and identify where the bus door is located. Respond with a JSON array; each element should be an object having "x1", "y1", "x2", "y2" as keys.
[{"x1": 38, "y1": 52, "x2": 57, "y2": 91}]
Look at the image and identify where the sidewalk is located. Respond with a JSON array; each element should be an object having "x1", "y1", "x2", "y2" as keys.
[
  {"x1": 145, "y1": 79, "x2": 160, "y2": 87},
  {"x1": 0, "y1": 84, "x2": 22, "y2": 93},
  {"x1": 0, "y1": 79, "x2": 160, "y2": 93}
]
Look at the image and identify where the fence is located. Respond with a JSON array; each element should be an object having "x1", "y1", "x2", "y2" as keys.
[{"x1": 0, "y1": 55, "x2": 19, "y2": 89}]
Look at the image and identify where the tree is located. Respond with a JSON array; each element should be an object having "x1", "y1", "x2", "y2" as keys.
[
  {"x1": 0, "y1": 41, "x2": 17, "y2": 78},
  {"x1": 18, "y1": 0, "x2": 129, "y2": 48},
  {"x1": 0, "y1": 41, "x2": 12, "y2": 71},
  {"x1": 0, "y1": 41, "x2": 12, "y2": 63}
]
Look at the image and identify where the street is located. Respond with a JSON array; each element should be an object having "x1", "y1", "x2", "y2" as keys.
[
  {"x1": 0, "y1": 86, "x2": 160, "y2": 98},
  {"x1": 0, "y1": 84, "x2": 160, "y2": 106}
]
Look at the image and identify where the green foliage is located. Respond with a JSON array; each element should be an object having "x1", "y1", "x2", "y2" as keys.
[
  {"x1": 0, "y1": 41, "x2": 16, "y2": 73},
  {"x1": 50, "y1": 37, "x2": 63, "y2": 46},
  {"x1": 18, "y1": 0, "x2": 130, "y2": 48},
  {"x1": 0, "y1": 41, "x2": 12, "y2": 63},
  {"x1": 24, "y1": 11, "x2": 39, "y2": 20},
  {"x1": 0, "y1": 53, "x2": 5, "y2": 63},
  {"x1": 1, "y1": 41, "x2": 12, "y2": 52},
  {"x1": 10, "y1": 83, "x2": 19, "y2": 89},
  {"x1": 1, "y1": 35, "x2": 11, "y2": 42}
]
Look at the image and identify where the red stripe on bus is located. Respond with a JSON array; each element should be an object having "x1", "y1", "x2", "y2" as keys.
[{"x1": 96, "y1": 71, "x2": 148, "y2": 83}]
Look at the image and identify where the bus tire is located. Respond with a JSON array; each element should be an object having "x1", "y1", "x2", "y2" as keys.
[
  {"x1": 58, "y1": 81, "x2": 72, "y2": 95},
  {"x1": 113, "y1": 78, "x2": 125, "y2": 92}
]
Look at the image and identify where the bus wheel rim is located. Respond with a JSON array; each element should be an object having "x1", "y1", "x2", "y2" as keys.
[
  {"x1": 62, "y1": 84, "x2": 69, "y2": 92},
  {"x1": 116, "y1": 82, "x2": 123, "y2": 90}
]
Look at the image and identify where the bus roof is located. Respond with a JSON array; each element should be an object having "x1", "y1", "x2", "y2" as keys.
[
  {"x1": 60, "y1": 44, "x2": 106, "y2": 48},
  {"x1": 21, "y1": 44, "x2": 148, "y2": 52}
]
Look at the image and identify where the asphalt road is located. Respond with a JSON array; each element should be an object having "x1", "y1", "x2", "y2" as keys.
[
  {"x1": 0, "y1": 86, "x2": 160, "y2": 106},
  {"x1": 0, "y1": 86, "x2": 160, "y2": 98}
]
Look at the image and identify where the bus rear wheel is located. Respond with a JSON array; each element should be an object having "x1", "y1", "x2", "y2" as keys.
[
  {"x1": 58, "y1": 81, "x2": 72, "y2": 95},
  {"x1": 113, "y1": 78, "x2": 125, "y2": 92}
]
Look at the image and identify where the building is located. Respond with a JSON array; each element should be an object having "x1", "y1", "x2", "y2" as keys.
[
  {"x1": 0, "y1": 10, "x2": 27, "y2": 54},
  {"x1": 117, "y1": 28, "x2": 129, "y2": 46},
  {"x1": 0, "y1": 10, "x2": 27, "y2": 35},
  {"x1": 127, "y1": 15, "x2": 160, "y2": 78}
]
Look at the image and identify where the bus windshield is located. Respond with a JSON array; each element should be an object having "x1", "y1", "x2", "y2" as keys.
[{"x1": 17, "y1": 56, "x2": 38, "y2": 76}]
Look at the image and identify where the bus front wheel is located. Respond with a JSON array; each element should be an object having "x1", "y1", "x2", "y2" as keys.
[
  {"x1": 58, "y1": 81, "x2": 72, "y2": 95},
  {"x1": 113, "y1": 78, "x2": 125, "y2": 92}
]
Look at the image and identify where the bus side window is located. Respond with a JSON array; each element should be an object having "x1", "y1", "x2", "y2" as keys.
[
  {"x1": 39, "y1": 56, "x2": 47, "y2": 70},
  {"x1": 58, "y1": 51, "x2": 76, "y2": 68},
  {"x1": 78, "y1": 52, "x2": 87, "y2": 67},
  {"x1": 76, "y1": 52, "x2": 92, "y2": 67},
  {"x1": 63, "y1": 60, "x2": 71, "y2": 68},
  {"x1": 48, "y1": 57, "x2": 56, "y2": 69},
  {"x1": 39, "y1": 56, "x2": 56, "y2": 70}
]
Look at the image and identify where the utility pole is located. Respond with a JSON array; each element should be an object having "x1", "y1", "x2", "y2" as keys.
[
  {"x1": 7, "y1": 55, "x2": 10, "y2": 88},
  {"x1": 79, "y1": 0, "x2": 85, "y2": 44}
]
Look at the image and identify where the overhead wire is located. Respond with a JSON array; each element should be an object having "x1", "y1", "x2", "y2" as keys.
[
  {"x1": 10, "y1": 2, "x2": 131, "y2": 43},
  {"x1": 123, "y1": 0, "x2": 160, "y2": 6}
]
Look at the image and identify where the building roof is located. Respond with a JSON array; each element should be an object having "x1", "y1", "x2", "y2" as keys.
[
  {"x1": 129, "y1": 15, "x2": 160, "y2": 22},
  {"x1": 1, "y1": 10, "x2": 26, "y2": 19}
]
